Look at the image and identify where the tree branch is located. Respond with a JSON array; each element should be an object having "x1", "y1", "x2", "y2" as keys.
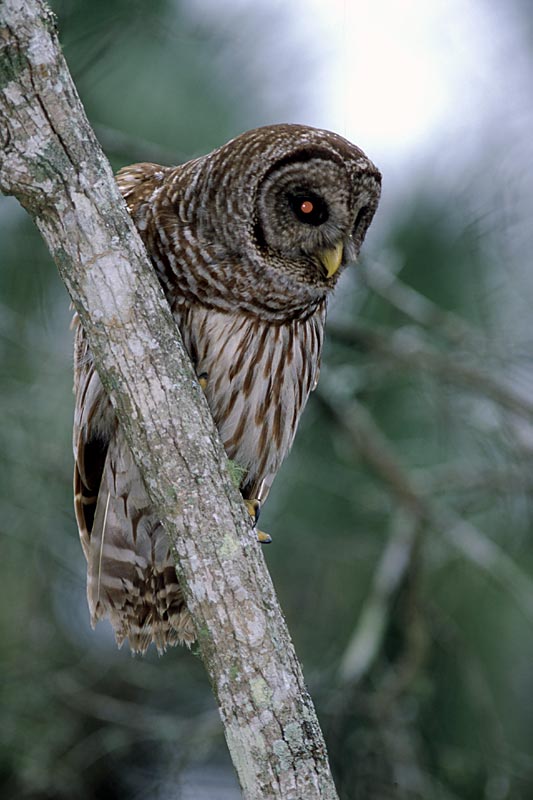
[
  {"x1": 0, "y1": 2, "x2": 339, "y2": 797},
  {"x1": 329, "y1": 322, "x2": 533, "y2": 421},
  {"x1": 317, "y1": 388, "x2": 533, "y2": 657},
  {"x1": 360, "y1": 256, "x2": 485, "y2": 347},
  {"x1": 337, "y1": 509, "x2": 423, "y2": 685}
]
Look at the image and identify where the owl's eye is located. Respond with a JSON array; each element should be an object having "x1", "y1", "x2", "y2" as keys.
[{"x1": 288, "y1": 193, "x2": 329, "y2": 226}]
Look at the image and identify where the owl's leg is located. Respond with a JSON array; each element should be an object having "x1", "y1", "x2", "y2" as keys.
[
  {"x1": 200, "y1": 373, "x2": 269, "y2": 544},
  {"x1": 245, "y1": 498, "x2": 260, "y2": 521},
  {"x1": 245, "y1": 499, "x2": 272, "y2": 544},
  {"x1": 198, "y1": 376, "x2": 271, "y2": 543}
]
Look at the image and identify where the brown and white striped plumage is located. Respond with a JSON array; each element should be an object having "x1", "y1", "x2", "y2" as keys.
[{"x1": 73, "y1": 124, "x2": 381, "y2": 653}]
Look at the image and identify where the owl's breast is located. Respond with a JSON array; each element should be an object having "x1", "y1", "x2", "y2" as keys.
[{"x1": 175, "y1": 303, "x2": 325, "y2": 502}]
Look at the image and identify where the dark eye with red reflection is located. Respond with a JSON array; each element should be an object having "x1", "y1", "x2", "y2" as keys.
[{"x1": 288, "y1": 192, "x2": 329, "y2": 226}]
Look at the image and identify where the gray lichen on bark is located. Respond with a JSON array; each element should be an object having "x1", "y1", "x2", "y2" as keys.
[{"x1": 0, "y1": 1, "x2": 340, "y2": 797}]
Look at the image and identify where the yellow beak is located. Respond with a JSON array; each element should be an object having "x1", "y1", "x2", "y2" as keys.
[{"x1": 318, "y1": 242, "x2": 344, "y2": 279}]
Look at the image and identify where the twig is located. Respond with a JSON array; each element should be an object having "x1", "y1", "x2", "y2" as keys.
[
  {"x1": 412, "y1": 461, "x2": 533, "y2": 496},
  {"x1": 361, "y1": 257, "x2": 485, "y2": 347},
  {"x1": 338, "y1": 509, "x2": 422, "y2": 684},
  {"x1": 317, "y1": 389, "x2": 533, "y2": 654},
  {"x1": 329, "y1": 322, "x2": 533, "y2": 421}
]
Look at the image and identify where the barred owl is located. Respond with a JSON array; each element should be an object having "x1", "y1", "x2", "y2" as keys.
[{"x1": 73, "y1": 124, "x2": 381, "y2": 653}]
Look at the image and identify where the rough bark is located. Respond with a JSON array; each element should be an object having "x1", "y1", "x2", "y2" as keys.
[{"x1": 0, "y1": 1, "x2": 340, "y2": 798}]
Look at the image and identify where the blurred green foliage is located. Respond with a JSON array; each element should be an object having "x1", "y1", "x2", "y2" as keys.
[{"x1": 2, "y1": 2, "x2": 533, "y2": 799}]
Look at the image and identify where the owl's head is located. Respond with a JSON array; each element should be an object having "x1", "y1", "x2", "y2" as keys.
[
  {"x1": 255, "y1": 139, "x2": 379, "y2": 287},
  {"x1": 173, "y1": 124, "x2": 381, "y2": 317}
]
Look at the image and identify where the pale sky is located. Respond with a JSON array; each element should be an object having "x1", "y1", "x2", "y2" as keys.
[
  {"x1": 184, "y1": 0, "x2": 530, "y2": 179},
  {"x1": 307, "y1": 0, "x2": 526, "y2": 168},
  {"x1": 315, "y1": 0, "x2": 488, "y2": 153}
]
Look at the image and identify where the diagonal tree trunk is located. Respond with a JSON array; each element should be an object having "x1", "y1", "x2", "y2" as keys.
[{"x1": 0, "y1": 1, "x2": 340, "y2": 797}]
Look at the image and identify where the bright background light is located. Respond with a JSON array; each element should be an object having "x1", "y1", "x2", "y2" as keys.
[{"x1": 187, "y1": 0, "x2": 530, "y2": 170}]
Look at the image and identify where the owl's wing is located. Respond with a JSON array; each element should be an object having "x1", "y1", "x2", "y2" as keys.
[
  {"x1": 72, "y1": 161, "x2": 201, "y2": 652},
  {"x1": 73, "y1": 161, "x2": 167, "y2": 555},
  {"x1": 116, "y1": 162, "x2": 168, "y2": 209},
  {"x1": 72, "y1": 315, "x2": 194, "y2": 652},
  {"x1": 72, "y1": 313, "x2": 113, "y2": 561}
]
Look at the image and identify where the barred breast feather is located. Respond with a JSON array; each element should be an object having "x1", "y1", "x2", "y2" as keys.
[{"x1": 176, "y1": 304, "x2": 325, "y2": 504}]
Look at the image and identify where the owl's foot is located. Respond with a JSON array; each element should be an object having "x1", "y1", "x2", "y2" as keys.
[
  {"x1": 245, "y1": 499, "x2": 272, "y2": 545},
  {"x1": 256, "y1": 529, "x2": 272, "y2": 544},
  {"x1": 245, "y1": 498, "x2": 260, "y2": 523},
  {"x1": 198, "y1": 372, "x2": 208, "y2": 391}
]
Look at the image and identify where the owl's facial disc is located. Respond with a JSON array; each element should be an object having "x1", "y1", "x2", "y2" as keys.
[{"x1": 255, "y1": 154, "x2": 372, "y2": 289}]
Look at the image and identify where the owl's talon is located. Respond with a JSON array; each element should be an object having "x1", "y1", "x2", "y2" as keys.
[
  {"x1": 245, "y1": 499, "x2": 271, "y2": 543},
  {"x1": 198, "y1": 372, "x2": 208, "y2": 391},
  {"x1": 245, "y1": 498, "x2": 261, "y2": 524}
]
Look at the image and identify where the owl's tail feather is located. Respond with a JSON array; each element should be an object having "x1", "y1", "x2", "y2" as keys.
[{"x1": 86, "y1": 431, "x2": 196, "y2": 654}]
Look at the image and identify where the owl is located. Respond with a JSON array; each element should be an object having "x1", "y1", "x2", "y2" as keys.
[{"x1": 73, "y1": 124, "x2": 381, "y2": 653}]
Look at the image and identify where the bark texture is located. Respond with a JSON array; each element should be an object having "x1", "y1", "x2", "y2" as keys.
[{"x1": 0, "y1": 1, "x2": 340, "y2": 797}]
